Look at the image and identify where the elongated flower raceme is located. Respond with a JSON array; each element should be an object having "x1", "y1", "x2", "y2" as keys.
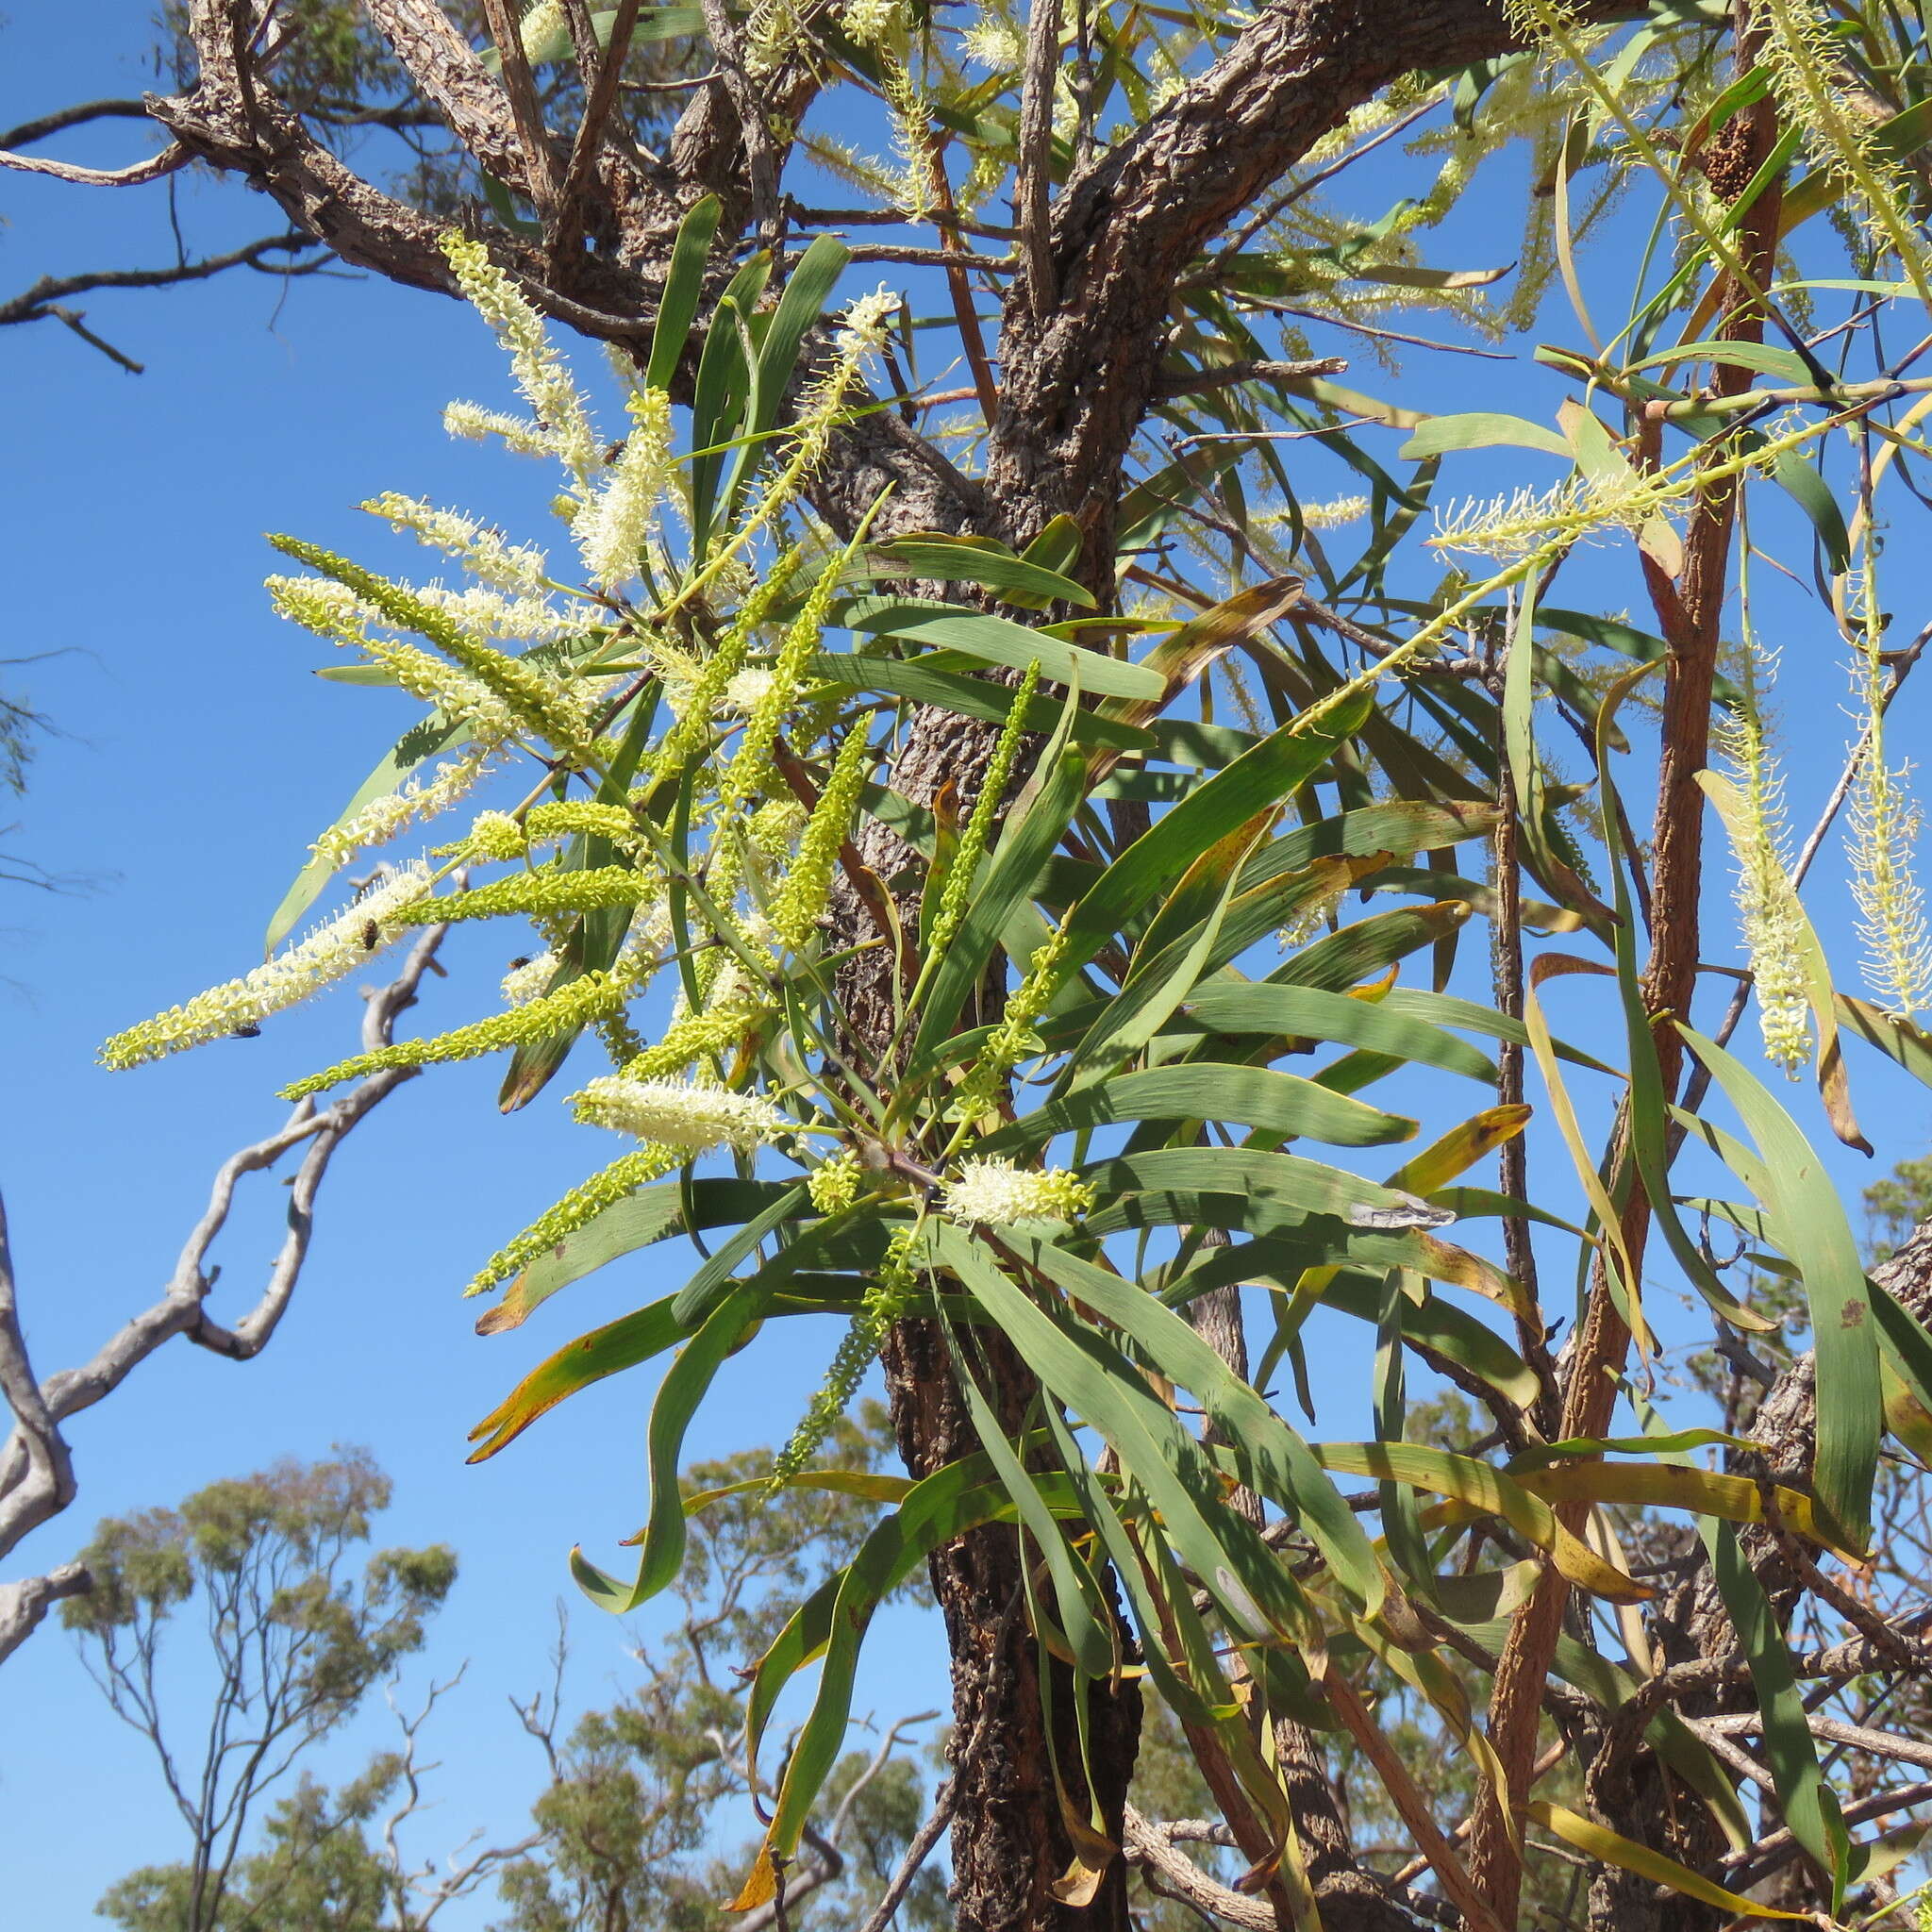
[
  {"x1": 571, "y1": 1075, "x2": 789, "y2": 1151},
  {"x1": 270, "y1": 540, "x2": 595, "y2": 755},
  {"x1": 102, "y1": 863, "x2": 431, "y2": 1070},
  {"x1": 442, "y1": 401, "x2": 552, "y2": 458},
  {"x1": 441, "y1": 233, "x2": 601, "y2": 487},
  {"x1": 1849, "y1": 553, "x2": 1932, "y2": 1019},
  {"x1": 1712, "y1": 697, "x2": 1810, "y2": 1074},
  {"x1": 396, "y1": 865, "x2": 657, "y2": 924},
  {"x1": 1757, "y1": 0, "x2": 1932, "y2": 308},
  {"x1": 362, "y1": 493, "x2": 548, "y2": 594},
  {"x1": 925, "y1": 665, "x2": 1040, "y2": 967},
  {"x1": 715, "y1": 534, "x2": 868, "y2": 821},
  {"x1": 279, "y1": 968, "x2": 631, "y2": 1099},
  {"x1": 646, "y1": 542, "x2": 810, "y2": 781},
  {"x1": 770, "y1": 712, "x2": 878, "y2": 954},
  {"x1": 768, "y1": 1227, "x2": 920, "y2": 1489},
  {"x1": 575, "y1": 387, "x2": 675, "y2": 591},
  {"x1": 466, "y1": 1143, "x2": 679, "y2": 1296},
  {"x1": 523, "y1": 801, "x2": 646, "y2": 850},
  {"x1": 947, "y1": 926, "x2": 1074, "y2": 1121},
  {"x1": 622, "y1": 997, "x2": 774, "y2": 1082},
  {"x1": 1430, "y1": 474, "x2": 1655, "y2": 560},
  {"x1": 309, "y1": 744, "x2": 499, "y2": 875},
  {"x1": 941, "y1": 1158, "x2": 1095, "y2": 1227}
]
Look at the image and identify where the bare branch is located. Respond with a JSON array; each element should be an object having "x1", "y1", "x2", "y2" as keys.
[
  {"x1": 0, "y1": 99, "x2": 152, "y2": 151},
  {"x1": 476, "y1": 0, "x2": 564, "y2": 211},
  {"x1": 1123, "y1": 1807, "x2": 1275, "y2": 1930},
  {"x1": 856, "y1": 1780, "x2": 957, "y2": 1932},
  {"x1": 0, "y1": 140, "x2": 188, "y2": 187},
  {"x1": 1015, "y1": 0, "x2": 1061, "y2": 314},
  {"x1": 0, "y1": 924, "x2": 451, "y2": 1667}
]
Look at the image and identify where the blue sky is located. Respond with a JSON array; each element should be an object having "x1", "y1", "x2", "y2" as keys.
[{"x1": 6, "y1": 6, "x2": 1932, "y2": 1926}]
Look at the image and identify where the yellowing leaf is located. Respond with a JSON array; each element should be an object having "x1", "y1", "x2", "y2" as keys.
[{"x1": 1525, "y1": 1802, "x2": 1810, "y2": 1919}]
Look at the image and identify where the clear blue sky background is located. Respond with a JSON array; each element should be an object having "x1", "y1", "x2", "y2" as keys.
[{"x1": 5, "y1": 6, "x2": 1932, "y2": 1926}]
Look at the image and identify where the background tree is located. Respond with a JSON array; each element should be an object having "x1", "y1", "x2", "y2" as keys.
[
  {"x1": 15, "y1": 5, "x2": 1932, "y2": 1932},
  {"x1": 67, "y1": 1449, "x2": 458, "y2": 1932},
  {"x1": 89, "y1": 1412, "x2": 947, "y2": 1932}
]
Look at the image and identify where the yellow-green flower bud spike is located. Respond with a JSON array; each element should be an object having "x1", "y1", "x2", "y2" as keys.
[
  {"x1": 394, "y1": 865, "x2": 657, "y2": 924},
  {"x1": 523, "y1": 801, "x2": 641, "y2": 849},
  {"x1": 768, "y1": 1228, "x2": 919, "y2": 1488},
  {"x1": 946, "y1": 927, "x2": 1073, "y2": 1123},
  {"x1": 647, "y1": 542, "x2": 810, "y2": 784},
  {"x1": 623, "y1": 998, "x2": 772, "y2": 1081},
  {"x1": 102, "y1": 863, "x2": 433, "y2": 1070},
  {"x1": 280, "y1": 969, "x2": 630, "y2": 1100},
  {"x1": 463, "y1": 810, "x2": 529, "y2": 862},
  {"x1": 714, "y1": 539, "x2": 859, "y2": 822},
  {"x1": 270, "y1": 539, "x2": 594, "y2": 757},
  {"x1": 770, "y1": 712, "x2": 877, "y2": 955},
  {"x1": 808, "y1": 1151, "x2": 862, "y2": 1213},
  {"x1": 926, "y1": 665, "x2": 1039, "y2": 967},
  {"x1": 466, "y1": 1143, "x2": 680, "y2": 1296}
]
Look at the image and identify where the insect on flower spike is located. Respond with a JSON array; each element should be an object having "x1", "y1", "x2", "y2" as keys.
[{"x1": 101, "y1": 863, "x2": 433, "y2": 1070}]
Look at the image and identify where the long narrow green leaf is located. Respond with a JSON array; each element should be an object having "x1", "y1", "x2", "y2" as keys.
[
  {"x1": 909, "y1": 691, "x2": 1086, "y2": 1061},
  {"x1": 1013, "y1": 1232, "x2": 1384, "y2": 1613},
  {"x1": 985, "y1": 1064, "x2": 1417, "y2": 1155},
  {"x1": 1677, "y1": 1024, "x2": 1881, "y2": 1548},
  {"x1": 476, "y1": 1178, "x2": 802, "y2": 1333},
  {"x1": 569, "y1": 1274, "x2": 772, "y2": 1615},
  {"x1": 1061, "y1": 691, "x2": 1374, "y2": 967},
  {"x1": 1180, "y1": 984, "x2": 1496, "y2": 1081},
  {"x1": 644, "y1": 193, "x2": 722, "y2": 391},
  {"x1": 937, "y1": 1224, "x2": 1319, "y2": 1644}
]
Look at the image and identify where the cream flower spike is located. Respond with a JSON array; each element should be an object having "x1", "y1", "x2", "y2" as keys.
[
  {"x1": 941, "y1": 1158, "x2": 1096, "y2": 1227},
  {"x1": 102, "y1": 863, "x2": 432, "y2": 1070},
  {"x1": 572, "y1": 1075, "x2": 789, "y2": 1152}
]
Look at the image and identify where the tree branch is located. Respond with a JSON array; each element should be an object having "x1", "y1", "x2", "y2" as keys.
[
  {"x1": 0, "y1": 98, "x2": 152, "y2": 151},
  {"x1": 0, "y1": 924, "x2": 451, "y2": 1667}
]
